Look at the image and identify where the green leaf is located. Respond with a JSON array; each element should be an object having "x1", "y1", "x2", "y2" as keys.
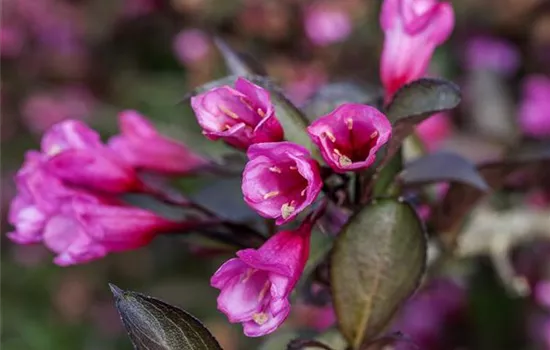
[
  {"x1": 330, "y1": 199, "x2": 427, "y2": 349},
  {"x1": 214, "y1": 37, "x2": 267, "y2": 76},
  {"x1": 110, "y1": 284, "x2": 223, "y2": 350},
  {"x1": 383, "y1": 79, "x2": 461, "y2": 163}
]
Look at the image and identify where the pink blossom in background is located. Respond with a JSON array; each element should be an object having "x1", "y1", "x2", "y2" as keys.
[
  {"x1": 45, "y1": 196, "x2": 181, "y2": 266},
  {"x1": 173, "y1": 29, "x2": 211, "y2": 66},
  {"x1": 7, "y1": 120, "x2": 192, "y2": 266},
  {"x1": 108, "y1": 110, "x2": 208, "y2": 175},
  {"x1": 211, "y1": 220, "x2": 313, "y2": 336},
  {"x1": 464, "y1": 36, "x2": 520, "y2": 76},
  {"x1": 21, "y1": 87, "x2": 96, "y2": 134},
  {"x1": 390, "y1": 278, "x2": 467, "y2": 350},
  {"x1": 191, "y1": 78, "x2": 284, "y2": 150},
  {"x1": 284, "y1": 63, "x2": 328, "y2": 106},
  {"x1": 518, "y1": 75, "x2": 550, "y2": 139},
  {"x1": 42, "y1": 120, "x2": 141, "y2": 194},
  {"x1": 307, "y1": 103, "x2": 392, "y2": 173},
  {"x1": 0, "y1": 25, "x2": 24, "y2": 58},
  {"x1": 380, "y1": 0, "x2": 454, "y2": 100},
  {"x1": 120, "y1": 0, "x2": 158, "y2": 18},
  {"x1": 415, "y1": 112, "x2": 452, "y2": 152},
  {"x1": 535, "y1": 281, "x2": 550, "y2": 308},
  {"x1": 304, "y1": 2, "x2": 352, "y2": 46},
  {"x1": 242, "y1": 142, "x2": 322, "y2": 225}
]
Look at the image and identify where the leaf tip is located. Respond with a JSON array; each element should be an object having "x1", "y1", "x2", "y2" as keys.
[{"x1": 109, "y1": 283, "x2": 124, "y2": 298}]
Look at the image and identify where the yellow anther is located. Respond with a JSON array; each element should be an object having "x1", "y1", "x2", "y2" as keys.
[
  {"x1": 269, "y1": 166, "x2": 282, "y2": 173},
  {"x1": 281, "y1": 202, "x2": 296, "y2": 219},
  {"x1": 257, "y1": 108, "x2": 266, "y2": 117},
  {"x1": 219, "y1": 105, "x2": 240, "y2": 120},
  {"x1": 333, "y1": 148, "x2": 352, "y2": 167},
  {"x1": 258, "y1": 281, "x2": 270, "y2": 301},
  {"x1": 223, "y1": 124, "x2": 232, "y2": 131},
  {"x1": 339, "y1": 155, "x2": 352, "y2": 166},
  {"x1": 370, "y1": 131, "x2": 378, "y2": 139},
  {"x1": 346, "y1": 118, "x2": 353, "y2": 130},
  {"x1": 253, "y1": 313, "x2": 269, "y2": 325},
  {"x1": 324, "y1": 130, "x2": 336, "y2": 142},
  {"x1": 263, "y1": 191, "x2": 280, "y2": 199},
  {"x1": 47, "y1": 144, "x2": 63, "y2": 156},
  {"x1": 289, "y1": 166, "x2": 297, "y2": 170}
]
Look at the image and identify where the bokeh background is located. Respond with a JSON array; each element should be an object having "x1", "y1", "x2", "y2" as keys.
[{"x1": 1, "y1": 0, "x2": 550, "y2": 349}]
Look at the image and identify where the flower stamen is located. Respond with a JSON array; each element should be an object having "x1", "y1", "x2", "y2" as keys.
[
  {"x1": 281, "y1": 202, "x2": 296, "y2": 219},
  {"x1": 370, "y1": 131, "x2": 378, "y2": 139},
  {"x1": 263, "y1": 191, "x2": 280, "y2": 199},
  {"x1": 346, "y1": 118, "x2": 353, "y2": 130},
  {"x1": 324, "y1": 130, "x2": 336, "y2": 142},
  {"x1": 219, "y1": 105, "x2": 240, "y2": 120},
  {"x1": 253, "y1": 312, "x2": 269, "y2": 325},
  {"x1": 269, "y1": 166, "x2": 282, "y2": 173}
]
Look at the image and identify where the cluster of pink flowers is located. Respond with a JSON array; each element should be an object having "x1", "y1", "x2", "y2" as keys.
[
  {"x1": 191, "y1": 0, "x2": 456, "y2": 337},
  {"x1": 8, "y1": 112, "x2": 206, "y2": 266},
  {"x1": 190, "y1": 76, "x2": 393, "y2": 335}
]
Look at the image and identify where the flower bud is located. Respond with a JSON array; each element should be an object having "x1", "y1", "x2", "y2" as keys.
[
  {"x1": 109, "y1": 110, "x2": 208, "y2": 175},
  {"x1": 380, "y1": 0, "x2": 454, "y2": 99}
]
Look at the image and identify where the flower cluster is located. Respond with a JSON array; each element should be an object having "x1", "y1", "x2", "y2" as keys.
[
  {"x1": 8, "y1": 112, "x2": 206, "y2": 266},
  {"x1": 190, "y1": 77, "x2": 393, "y2": 335}
]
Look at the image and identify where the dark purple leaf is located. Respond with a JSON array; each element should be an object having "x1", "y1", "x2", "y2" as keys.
[{"x1": 400, "y1": 152, "x2": 489, "y2": 191}]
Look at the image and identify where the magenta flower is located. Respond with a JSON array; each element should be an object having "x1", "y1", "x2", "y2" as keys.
[
  {"x1": 307, "y1": 104, "x2": 392, "y2": 173},
  {"x1": 191, "y1": 78, "x2": 284, "y2": 150},
  {"x1": 211, "y1": 220, "x2": 312, "y2": 336},
  {"x1": 416, "y1": 112, "x2": 452, "y2": 152},
  {"x1": 242, "y1": 142, "x2": 322, "y2": 225},
  {"x1": 7, "y1": 151, "x2": 76, "y2": 244},
  {"x1": 304, "y1": 2, "x2": 352, "y2": 47},
  {"x1": 173, "y1": 29, "x2": 211, "y2": 66},
  {"x1": 535, "y1": 280, "x2": 550, "y2": 309},
  {"x1": 464, "y1": 36, "x2": 520, "y2": 76},
  {"x1": 43, "y1": 196, "x2": 180, "y2": 266},
  {"x1": 8, "y1": 152, "x2": 183, "y2": 266},
  {"x1": 108, "y1": 110, "x2": 208, "y2": 175},
  {"x1": 42, "y1": 120, "x2": 141, "y2": 193},
  {"x1": 518, "y1": 75, "x2": 550, "y2": 139},
  {"x1": 380, "y1": 0, "x2": 454, "y2": 100}
]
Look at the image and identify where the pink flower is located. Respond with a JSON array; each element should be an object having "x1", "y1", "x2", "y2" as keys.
[
  {"x1": 535, "y1": 280, "x2": 550, "y2": 308},
  {"x1": 380, "y1": 0, "x2": 454, "y2": 99},
  {"x1": 415, "y1": 112, "x2": 452, "y2": 151},
  {"x1": 7, "y1": 151, "x2": 76, "y2": 244},
  {"x1": 7, "y1": 152, "x2": 184, "y2": 266},
  {"x1": 42, "y1": 120, "x2": 141, "y2": 193},
  {"x1": 0, "y1": 25, "x2": 24, "y2": 58},
  {"x1": 191, "y1": 78, "x2": 284, "y2": 150},
  {"x1": 211, "y1": 220, "x2": 312, "y2": 337},
  {"x1": 518, "y1": 75, "x2": 550, "y2": 139},
  {"x1": 108, "y1": 110, "x2": 208, "y2": 175},
  {"x1": 304, "y1": 2, "x2": 352, "y2": 46},
  {"x1": 21, "y1": 87, "x2": 95, "y2": 134},
  {"x1": 44, "y1": 196, "x2": 179, "y2": 266},
  {"x1": 464, "y1": 36, "x2": 520, "y2": 76},
  {"x1": 242, "y1": 142, "x2": 322, "y2": 225},
  {"x1": 307, "y1": 103, "x2": 392, "y2": 173},
  {"x1": 173, "y1": 29, "x2": 210, "y2": 66}
]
